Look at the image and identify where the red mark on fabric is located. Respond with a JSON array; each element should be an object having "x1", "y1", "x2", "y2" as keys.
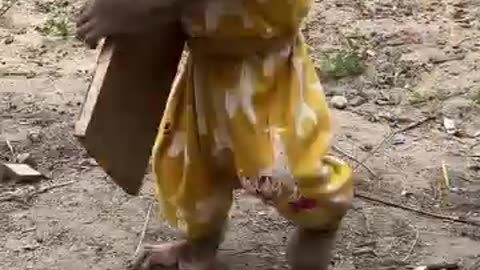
[{"x1": 289, "y1": 197, "x2": 317, "y2": 213}]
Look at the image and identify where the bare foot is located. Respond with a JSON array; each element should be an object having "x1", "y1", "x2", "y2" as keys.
[
  {"x1": 75, "y1": 0, "x2": 180, "y2": 48},
  {"x1": 129, "y1": 240, "x2": 220, "y2": 270},
  {"x1": 129, "y1": 241, "x2": 185, "y2": 270}
]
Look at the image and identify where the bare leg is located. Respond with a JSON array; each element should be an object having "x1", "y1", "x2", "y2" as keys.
[{"x1": 286, "y1": 228, "x2": 337, "y2": 270}]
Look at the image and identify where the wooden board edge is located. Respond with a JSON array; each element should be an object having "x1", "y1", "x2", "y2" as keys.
[{"x1": 74, "y1": 40, "x2": 114, "y2": 138}]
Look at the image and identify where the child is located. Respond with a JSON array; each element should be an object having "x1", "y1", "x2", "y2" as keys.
[{"x1": 77, "y1": 0, "x2": 353, "y2": 269}]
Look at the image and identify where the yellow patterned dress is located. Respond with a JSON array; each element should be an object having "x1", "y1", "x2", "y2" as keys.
[{"x1": 152, "y1": 0, "x2": 353, "y2": 239}]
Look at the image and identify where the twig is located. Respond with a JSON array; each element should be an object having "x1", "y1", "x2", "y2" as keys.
[
  {"x1": 0, "y1": 181, "x2": 74, "y2": 204},
  {"x1": 5, "y1": 138, "x2": 15, "y2": 157},
  {"x1": 0, "y1": 194, "x2": 30, "y2": 205},
  {"x1": 468, "y1": 258, "x2": 480, "y2": 270},
  {"x1": 0, "y1": 0, "x2": 18, "y2": 17},
  {"x1": 402, "y1": 225, "x2": 419, "y2": 261},
  {"x1": 354, "y1": 116, "x2": 436, "y2": 170},
  {"x1": 332, "y1": 145, "x2": 377, "y2": 178},
  {"x1": 352, "y1": 247, "x2": 377, "y2": 256},
  {"x1": 397, "y1": 115, "x2": 437, "y2": 133},
  {"x1": 228, "y1": 247, "x2": 258, "y2": 256},
  {"x1": 355, "y1": 191, "x2": 480, "y2": 227},
  {"x1": 33, "y1": 181, "x2": 75, "y2": 195},
  {"x1": 441, "y1": 161, "x2": 451, "y2": 189},
  {"x1": 422, "y1": 263, "x2": 459, "y2": 270},
  {"x1": 134, "y1": 201, "x2": 154, "y2": 256},
  {"x1": 457, "y1": 175, "x2": 474, "y2": 183},
  {"x1": 360, "y1": 209, "x2": 371, "y2": 233},
  {"x1": 356, "y1": 241, "x2": 376, "y2": 248}
]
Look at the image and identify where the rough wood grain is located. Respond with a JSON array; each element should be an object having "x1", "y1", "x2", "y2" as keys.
[
  {"x1": 75, "y1": 23, "x2": 185, "y2": 195},
  {"x1": 0, "y1": 163, "x2": 43, "y2": 182}
]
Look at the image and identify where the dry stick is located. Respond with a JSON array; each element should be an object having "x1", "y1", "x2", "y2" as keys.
[
  {"x1": 457, "y1": 175, "x2": 474, "y2": 183},
  {"x1": 402, "y1": 225, "x2": 419, "y2": 261},
  {"x1": 353, "y1": 115, "x2": 436, "y2": 170},
  {"x1": 423, "y1": 263, "x2": 459, "y2": 270},
  {"x1": 134, "y1": 202, "x2": 154, "y2": 256},
  {"x1": 0, "y1": 0, "x2": 17, "y2": 17},
  {"x1": 0, "y1": 194, "x2": 29, "y2": 205},
  {"x1": 0, "y1": 181, "x2": 74, "y2": 203},
  {"x1": 441, "y1": 161, "x2": 451, "y2": 189},
  {"x1": 355, "y1": 191, "x2": 480, "y2": 227},
  {"x1": 34, "y1": 181, "x2": 75, "y2": 195},
  {"x1": 332, "y1": 145, "x2": 377, "y2": 178},
  {"x1": 468, "y1": 258, "x2": 480, "y2": 270},
  {"x1": 5, "y1": 138, "x2": 15, "y2": 157},
  {"x1": 351, "y1": 115, "x2": 480, "y2": 227},
  {"x1": 229, "y1": 247, "x2": 258, "y2": 256}
]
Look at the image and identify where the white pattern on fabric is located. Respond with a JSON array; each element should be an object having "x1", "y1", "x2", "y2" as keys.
[
  {"x1": 193, "y1": 63, "x2": 208, "y2": 135},
  {"x1": 225, "y1": 61, "x2": 257, "y2": 124},
  {"x1": 310, "y1": 81, "x2": 323, "y2": 93},
  {"x1": 292, "y1": 57, "x2": 317, "y2": 137},
  {"x1": 167, "y1": 132, "x2": 186, "y2": 157},
  {"x1": 213, "y1": 127, "x2": 233, "y2": 155},
  {"x1": 249, "y1": 128, "x2": 296, "y2": 198},
  {"x1": 263, "y1": 53, "x2": 276, "y2": 77}
]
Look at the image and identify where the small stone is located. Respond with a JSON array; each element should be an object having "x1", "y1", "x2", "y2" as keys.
[
  {"x1": 330, "y1": 96, "x2": 348, "y2": 110},
  {"x1": 81, "y1": 158, "x2": 98, "y2": 167},
  {"x1": 392, "y1": 134, "x2": 406, "y2": 145},
  {"x1": 27, "y1": 131, "x2": 42, "y2": 143},
  {"x1": 4, "y1": 36, "x2": 14, "y2": 45},
  {"x1": 443, "y1": 117, "x2": 457, "y2": 135},
  {"x1": 360, "y1": 143, "x2": 373, "y2": 152}
]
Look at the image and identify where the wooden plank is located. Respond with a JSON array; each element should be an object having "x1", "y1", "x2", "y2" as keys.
[
  {"x1": 0, "y1": 163, "x2": 43, "y2": 182},
  {"x1": 75, "y1": 22, "x2": 185, "y2": 195}
]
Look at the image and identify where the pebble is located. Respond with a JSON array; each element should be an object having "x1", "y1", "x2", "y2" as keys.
[
  {"x1": 443, "y1": 117, "x2": 457, "y2": 135},
  {"x1": 81, "y1": 158, "x2": 98, "y2": 167},
  {"x1": 330, "y1": 96, "x2": 348, "y2": 110},
  {"x1": 392, "y1": 134, "x2": 406, "y2": 145},
  {"x1": 4, "y1": 36, "x2": 14, "y2": 45},
  {"x1": 360, "y1": 143, "x2": 373, "y2": 152},
  {"x1": 27, "y1": 131, "x2": 42, "y2": 143}
]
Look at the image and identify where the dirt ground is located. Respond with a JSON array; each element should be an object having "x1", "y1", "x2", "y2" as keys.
[{"x1": 1, "y1": 0, "x2": 480, "y2": 269}]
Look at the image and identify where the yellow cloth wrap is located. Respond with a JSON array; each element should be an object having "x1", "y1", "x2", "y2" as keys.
[{"x1": 152, "y1": 0, "x2": 352, "y2": 239}]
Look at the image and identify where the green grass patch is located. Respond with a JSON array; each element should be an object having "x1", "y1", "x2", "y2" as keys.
[{"x1": 318, "y1": 49, "x2": 365, "y2": 79}]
